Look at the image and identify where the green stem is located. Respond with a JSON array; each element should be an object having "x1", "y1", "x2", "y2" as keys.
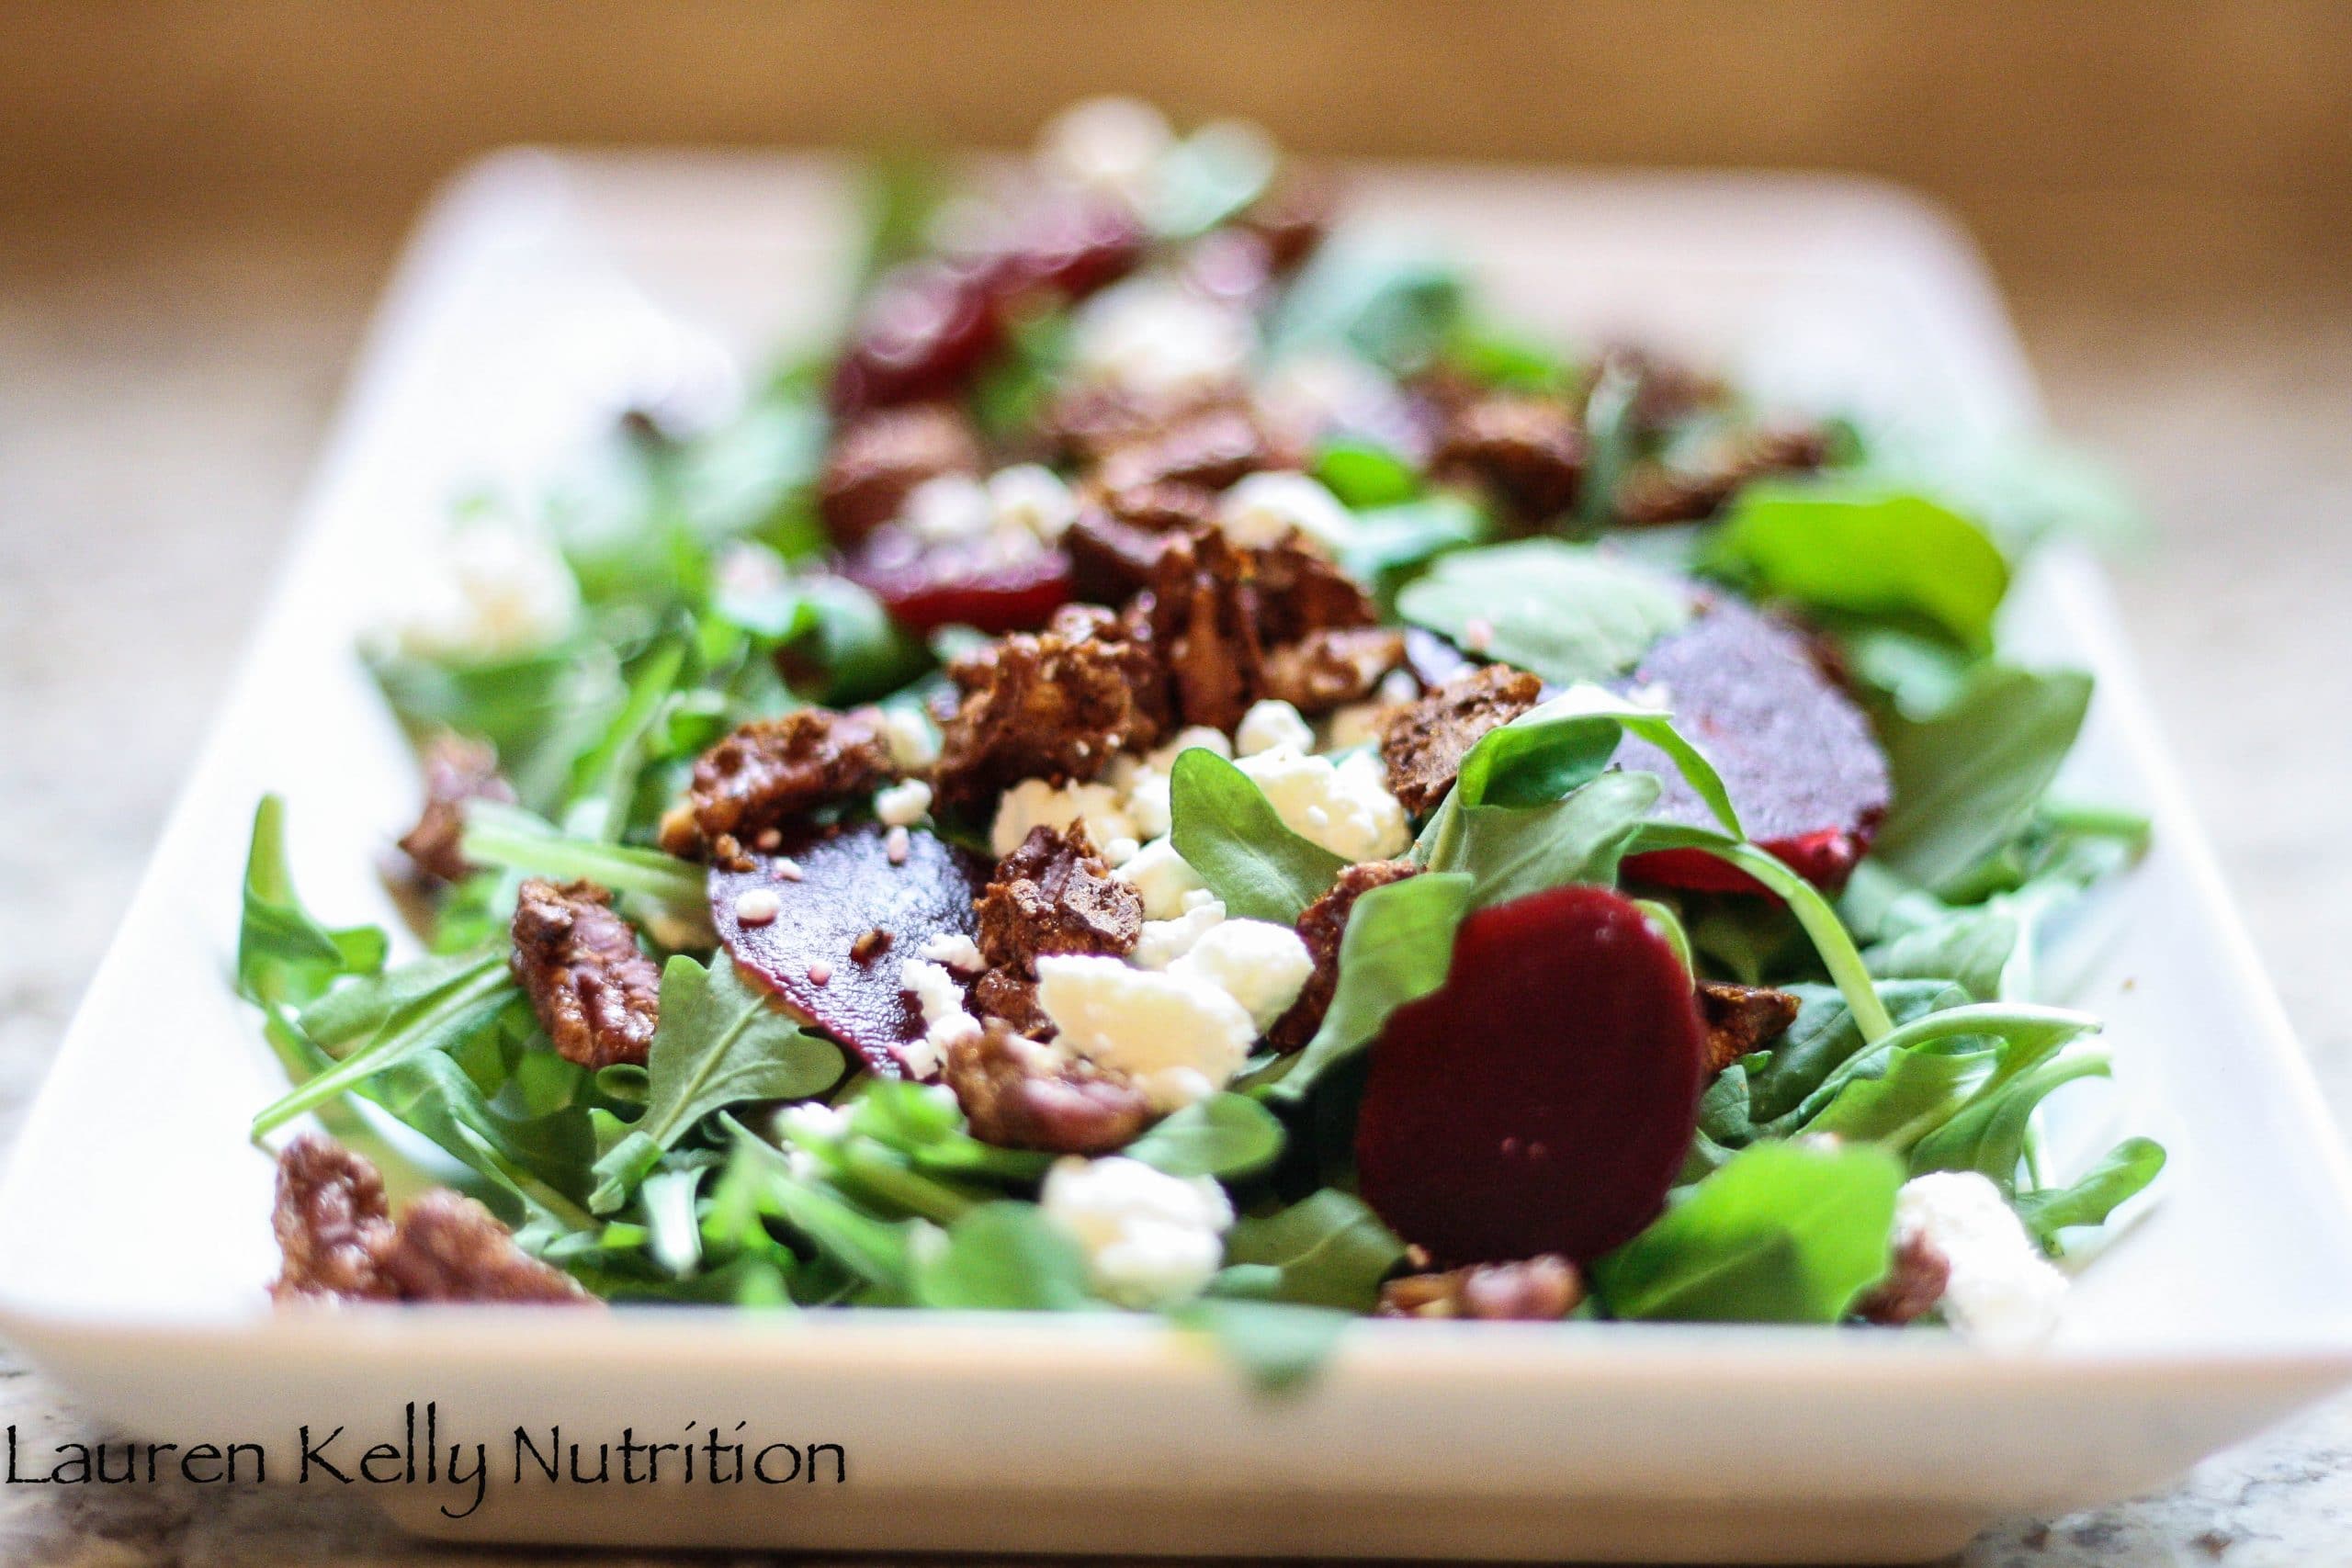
[{"x1": 1713, "y1": 840, "x2": 1896, "y2": 1043}]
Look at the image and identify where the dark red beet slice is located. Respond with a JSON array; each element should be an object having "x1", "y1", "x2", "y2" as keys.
[
  {"x1": 712, "y1": 823, "x2": 991, "y2": 1078},
  {"x1": 839, "y1": 530, "x2": 1074, "y2": 635},
  {"x1": 831, "y1": 259, "x2": 1007, "y2": 416},
  {"x1": 1613, "y1": 594, "x2": 1888, "y2": 894},
  {"x1": 1354, "y1": 885, "x2": 1706, "y2": 1266},
  {"x1": 995, "y1": 195, "x2": 1148, "y2": 302}
]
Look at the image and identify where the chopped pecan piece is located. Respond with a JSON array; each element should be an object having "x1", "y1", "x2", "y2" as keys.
[
  {"x1": 662, "y1": 707, "x2": 895, "y2": 865},
  {"x1": 271, "y1": 1133, "x2": 396, "y2": 1303},
  {"x1": 1614, "y1": 424, "x2": 1829, "y2": 526},
  {"x1": 510, "y1": 878, "x2": 662, "y2": 1069},
  {"x1": 1378, "y1": 1253, "x2": 1585, "y2": 1320},
  {"x1": 932, "y1": 604, "x2": 1170, "y2": 809},
  {"x1": 1377, "y1": 664, "x2": 1546, "y2": 815},
  {"x1": 374, "y1": 1190, "x2": 592, "y2": 1304},
  {"x1": 1696, "y1": 979, "x2": 1802, "y2": 1074},
  {"x1": 396, "y1": 733, "x2": 515, "y2": 884},
  {"x1": 1268, "y1": 859, "x2": 1420, "y2": 1052},
  {"x1": 1096, "y1": 403, "x2": 1272, "y2": 494},
  {"x1": 270, "y1": 1134, "x2": 590, "y2": 1307},
  {"x1": 1147, "y1": 526, "x2": 1382, "y2": 731},
  {"x1": 1063, "y1": 480, "x2": 1219, "y2": 602},
  {"x1": 1260, "y1": 626, "x2": 1406, "y2": 715},
  {"x1": 978, "y1": 824, "x2": 1144, "y2": 977},
  {"x1": 970, "y1": 967, "x2": 1054, "y2": 1038},
  {"x1": 1432, "y1": 393, "x2": 1585, "y2": 524},
  {"x1": 1854, "y1": 1231, "x2": 1952, "y2": 1326},
  {"x1": 817, "y1": 403, "x2": 983, "y2": 547},
  {"x1": 944, "y1": 1020, "x2": 1151, "y2": 1155}
]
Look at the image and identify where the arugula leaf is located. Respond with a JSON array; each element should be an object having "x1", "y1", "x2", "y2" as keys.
[
  {"x1": 1428, "y1": 771, "x2": 1657, "y2": 908},
  {"x1": 839, "y1": 1078, "x2": 1056, "y2": 1183},
  {"x1": 1216, "y1": 1189, "x2": 1407, "y2": 1310},
  {"x1": 1909, "y1": 1046, "x2": 2111, "y2": 1193},
  {"x1": 1124, "y1": 1093, "x2": 1285, "y2": 1179},
  {"x1": 1171, "y1": 1298, "x2": 1355, "y2": 1394},
  {"x1": 1339, "y1": 495, "x2": 1487, "y2": 596},
  {"x1": 235, "y1": 796, "x2": 388, "y2": 1011},
  {"x1": 910, "y1": 1202, "x2": 1097, "y2": 1311},
  {"x1": 1727, "y1": 979, "x2": 1972, "y2": 1134},
  {"x1": 1396, "y1": 540, "x2": 1693, "y2": 686},
  {"x1": 1266, "y1": 235, "x2": 1464, "y2": 373},
  {"x1": 1590, "y1": 1141, "x2": 1903, "y2": 1324},
  {"x1": 1706, "y1": 482, "x2": 2010, "y2": 649},
  {"x1": 251, "y1": 948, "x2": 513, "y2": 1137},
  {"x1": 1454, "y1": 686, "x2": 1740, "y2": 830},
  {"x1": 1314, "y1": 440, "x2": 1420, "y2": 509},
  {"x1": 591, "y1": 955, "x2": 845, "y2": 1211},
  {"x1": 720, "y1": 1119, "x2": 921, "y2": 1300},
  {"x1": 459, "y1": 800, "x2": 708, "y2": 919},
  {"x1": 1265, "y1": 872, "x2": 1474, "y2": 1102},
  {"x1": 1168, "y1": 749, "x2": 1347, "y2": 923},
  {"x1": 2015, "y1": 1137, "x2": 2167, "y2": 1243},
  {"x1": 1871, "y1": 664, "x2": 2094, "y2": 896}
]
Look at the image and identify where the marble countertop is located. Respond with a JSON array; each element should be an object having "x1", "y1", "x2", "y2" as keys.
[{"x1": 3, "y1": 203, "x2": 2348, "y2": 1567}]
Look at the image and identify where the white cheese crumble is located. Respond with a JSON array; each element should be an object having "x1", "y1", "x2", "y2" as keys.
[
  {"x1": 902, "y1": 473, "x2": 996, "y2": 546},
  {"x1": 1894, "y1": 1171, "x2": 2070, "y2": 1348},
  {"x1": 987, "y1": 463, "x2": 1080, "y2": 544},
  {"x1": 1035, "y1": 954, "x2": 1257, "y2": 1111},
  {"x1": 1169, "y1": 919, "x2": 1313, "y2": 1032},
  {"x1": 989, "y1": 778, "x2": 1138, "y2": 858},
  {"x1": 916, "y1": 932, "x2": 985, "y2": 974},
  {"x1": 898, "y1": 958, "x2": 981, "y2": 1077},
  {"x1": 1040, "y1": 1155, "x2": 1233, "y2": 1309},
  {"x1": 387, "y1": 523, "x2": 581, "y2": 662},
  {"x1": 879, "y1": 706, "x2": 941, "y2": 771},
  {"x1": 1114, "y1": 836, "x2": 1210, "y2": 920},
  {"x1": 1068, "y1": 277, "x2": 1254, "y2": 401},
  {"x1": 1217, "y1": 471, "x2": 1356, "y2": 556},
  {"x1": 731, "y1": 888, "x2": 782, "y2": 926},
  {"x1": 1129, "y1": 898, "x2": 1227, "y2": 970},
  {"x1": 1235, "y1": 698, "x2": 1316, "y2": 757},
  {"x1": 874, "y1": 777, "x2": 934, "y2": 828},
  {"x1": 1323, "y1": 701, "x2": 1386, "y2": 751},
  {"x1": 1235, "y1": 744, "x2": 1411, "y2": 862},
  {"x1": 1036, "y1": 97, "x2": 1174, "y2": 213}
]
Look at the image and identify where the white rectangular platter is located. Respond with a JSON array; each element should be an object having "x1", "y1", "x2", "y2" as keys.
[{"x1": 5, "y1": 152, "x2": 2351, "y2": 1563}]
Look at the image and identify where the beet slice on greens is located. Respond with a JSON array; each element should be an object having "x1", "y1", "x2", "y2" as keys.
[
  {"x1": 1353, "y1": 884, "x2": 1707, "y2": 1266},
  {"x1": 840, "y1": 533, "x2": 1074, "y2": 635},
  {"x1": 1614, "y1": 593, "x2": 1889, "y2": 893},
  {"x1": 712, "y1": 822, "x2": 991, "y2": 1078}
]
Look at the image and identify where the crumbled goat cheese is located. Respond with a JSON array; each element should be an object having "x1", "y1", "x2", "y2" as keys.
[
  {"x1": 732, "y1": 888, "x2": 782, "y2": 926},
  {"x1": 1040, "y1": 1155, "x2": 1233, "y2": 1310},
  {"x1": 988, "y1": 464, "x2": 1080, "y2": 544},
  {"x1": 879, "y1": 706, "x2": 941, "y2": 771},
  {"x1": 1036, "y1": 96, "x2": 1174, "y2": 213},
  {"x1": 1235, "y1": 744, "x2": 1412, "y2": 862},
  {"x1": 1114, "y1": 726, "x2": 1238, "y2": 839},
  {"x1": 389, "y1": 524, "x2": 581, "y2": 662},
  {"x1": 874, "y1": 778, "x2": 934, "y2": 828},
  {"x1": 1894, "y1": 1171, "x2": 2070, "y2": 1348},
  {"x1": 1235, "y1": 698, "x2": 1317, "y2": 757},
  {"x1": 1217, "y1": 471, "x2": 1355, "y2": 556},
  {"x1": 990, "y1": 778, "x2": 1140, "y2": 859},
  {"x1": 903, "y1": 473, "x2": 998, "y2": 546},
  {"x1": 917, "y1": 932, "x2": 986, "y2": 974},
  {"x1": 1324, "y1": 702, "x2": 1386, "y2": 751},
  {"x1": 1114, "y1": 836, "x2": 1211, "y2": 920},
  {"x1": 1069, "y1": 277, "x2": 1254, "y2": 401},
  {"x1": 776, "y1": 1100, "x2": 848, "y2": 1145},
  {"x1": 1170, "y1": 918, "x2": 1313, "y2": 1031},
  {"x1": 1035, "y1": 955, "x2": 1257, "y2": 1111},
  {"x1": 1129, "y1": 899, "x2": 1227, "y2": 970},
  {"x1": 898, "y1": 958, "x2": 982, "y2": 1077}
]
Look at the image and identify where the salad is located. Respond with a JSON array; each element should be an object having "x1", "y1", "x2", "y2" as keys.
[{"x1": 243, "y1": 100, "x2": 2161, "y2": 1379}]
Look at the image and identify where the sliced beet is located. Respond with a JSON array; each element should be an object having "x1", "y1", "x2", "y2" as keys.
[
  {"x1": 839, "y1": 529, "x2": 1074, "y2": 635},
  {"x1": 712, "y1": 822, "x2": 991, "y2": 1078},
  {"x1": 1353, "y1": 885, "x2": 1706, "y2": 1266},
  {"x1": 1614, "y1": 594, "x2": 1887, "y2": 894}
]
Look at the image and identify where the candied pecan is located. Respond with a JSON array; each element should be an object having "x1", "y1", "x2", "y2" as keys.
[
  {"x1": 1096, "y1": 403, "x2": 1272, "y2": 494},
  {"x1": 817, "y1": 403, "x2": 983, "y2": 547},
  {"x1": 1432, "y1": 393, "x2": 1585, "y2": 524},
  {"x1": 970, "y1": 967, "x2": 1054, "y2": 1038},
  {"x1": 1378, "y1": 1254, "x2": 1584, "y2": 1320},
  {"x1": 1063, "y1": 480, "x2": 1218, "y2": 602},
  {"x1": 662, "y1": 707, "x2": 895, "y2": 864},
  {"x1": 271, "y1": 1133, "x2": 397, "y2": 1303},
  {"x1": 932, "y1": 604, "x2": 1170, "y2": 809},
  {"x1": 1854, "y1": 1231, "x2": 1952, "y2": 1326},
  {"x1": 510, "y1": 878, "x2": 662, "y2": 1070},
  {"x1": 395, "y1": 733, "x2": 515, "y2": 884},
  {"x1": 373, "y1": 1190, "x2": 591, "y2": 1305},
  {"x1": 1260, "y1": 626, "x2": 1406, "y2": 716},
  {"x1": 1147, "y1": 526, "x2": 1381, "y2": 731},
  {"x1": 1614, "y1": 423, "x2": 1830, "y2": 526},
  {"x1": 1696, "y1": 979, "x2": 1802, "y2": 1074},
  {"x1": 851, "y1": 927, "x2": 894, "y2": 964},
  {"x1": 944, "y1": 1019, "x2": 1151, "y2": 1155},
  {"x1": 1377, "y1": 664, "x2": 1546, "y2": 815},
  {"x1": 1596, "y1": 344, "x2": 1733, "y2": 435},
  {"x1": 1268, "y1": 859, "x2": 1420, "y2": 1052},
  {"x1": 978, "y1": 823, "x2": 1144, "y2": 977}
]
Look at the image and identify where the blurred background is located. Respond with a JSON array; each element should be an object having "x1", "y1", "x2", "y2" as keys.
[{"x1": 3, "y1": 4, "x2": 2350, "y2": 1562}]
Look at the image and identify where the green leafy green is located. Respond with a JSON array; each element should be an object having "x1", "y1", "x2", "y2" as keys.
[
  {"x1": 1124, "y1": 1093, "x2": 1286, "y2": 1179},
  {"x1": 1314, "y1": 440, "x2": 1420, "y2": 509},
  {"x1": 1171, "y1": 1298, "x2": 1356, "y2": 1395},
  {"x1": 1216, "y1": 1190, "x2": 1407, "y2": 1311},
  {"x1": 1266, "y1": 236, "x2": 1464, "y2": 373},
  {"x1": 235, "y1": 796, "x2": 388, "y2": 1011},
  {"x1": 1591, "y1": 1141, "x2": 1903, "y2": 1324},
  {"x1": 1425, "y1": 772, "x2": 1657, "y2": 909},
  {"x1": 910, "y1": 1202, "x2": 1097, "y2": 1310},
  {"x1": 1168, "y1": 748, "x2": 1347, "y2": 923},
  {"x1": 1707, "y1": 482, "x2": 2010, "y2": 649},
  {"x1": 1264, "y1": 871, "x2": 1474, "y2": 1102},
  {"x1": 251, "y1": 948, "x2": 513, "y2": 1137},
  {"x1": 1396, "y1": 540, "x2": 1693, "y2": 685},
  {"x1": 2016, "y1": 1137, "x2": 2166, "y2": 1243}
]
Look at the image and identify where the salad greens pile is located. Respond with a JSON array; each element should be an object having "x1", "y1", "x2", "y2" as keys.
[{"x1": 238, "y1": 101, "x2": 2159, "y2": 1382}]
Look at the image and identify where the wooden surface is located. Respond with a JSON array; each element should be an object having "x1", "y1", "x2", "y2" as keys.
[{"x1": 2, "y1": 186, "x2": 2350, "y2": 1562}]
